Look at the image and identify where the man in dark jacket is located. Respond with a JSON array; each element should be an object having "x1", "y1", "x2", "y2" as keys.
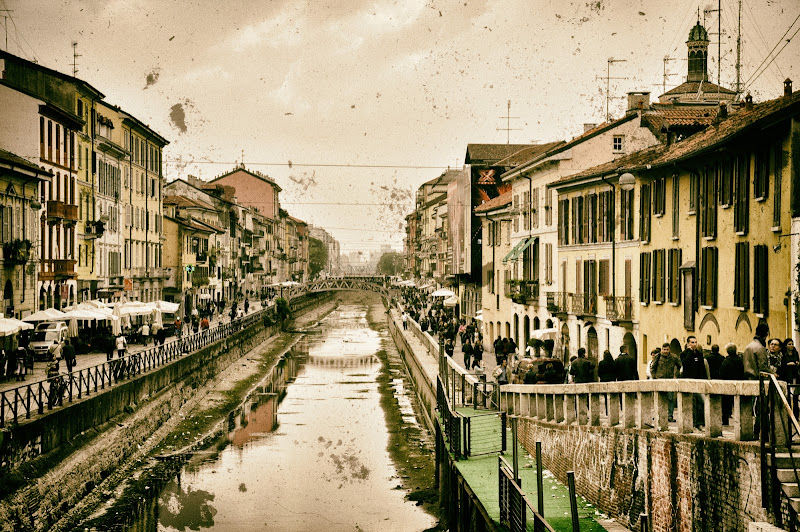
[
  {"x1": 615, "y1": 345, "x2": 638, "y2": 381},
  {"x1": 681, "y1": 336, "x2": 709, "y2": 429},
  {"x1": 720, "y1": 343, "x2": 744, "y2": 425},
  {"x1": 570, "y1": 348, "x2": 596, "y2": 384},
  {"x1": 652, "y1": 343, "x2": 680, "y2": 421},
  {"x1": 598, "y1": 350, "x2": 616, "y2": 382},
  {"x1": 705, "y1": 344, "x2": 725, "y2": 379}
]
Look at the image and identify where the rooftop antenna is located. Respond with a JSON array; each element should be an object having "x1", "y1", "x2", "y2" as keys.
[
  {"x1": 663, "y1": 56, "x2": 676, "y2": 94},
  {"x1": 703, "y1": 2, "x2": 724, "y2": 88},
  {"x1": 497, "y1": 100, "x2": 521, "y2": 144},
  {"x1": 597, "y1": 57, "x2": 627, "y2": 122},
  {"x1": 735, "y1": 0, "x2": 743, "y2": 96},
  {"x1": 0, "y1": 9, "x2": 12, "y2": 51},
  {"x1": 71, "y1": 42, "x2": 81, "y2": 77}
]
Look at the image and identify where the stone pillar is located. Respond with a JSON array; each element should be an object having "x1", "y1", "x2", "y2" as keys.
[
  {"x1": 705, "y1": 394, "x2": 722, "y2": 437},
  {"x1": 589, "y1": 393, "x2": 601, "y2": 426},
  {"x1": 654, "y1": 391, "x2": 671, "y2": 431},
  {"x1": 677, "y1": 391, "x2": 694, "y2": 433},
  {"x1": 622, "y1": 392, "x2": 636, "y2": 429},
  {"x1": 607, "y1": 393, "x2": 620, "y2": 426},
  {"x1": 734, "y1": 394, "x2": 755, "y2": 441},
  {"x1": 563, "y1": 394, "x2": 576, "y2": 424},
  {"x1": 637, "y1": 391, "x2": 654, "y2": 428}
]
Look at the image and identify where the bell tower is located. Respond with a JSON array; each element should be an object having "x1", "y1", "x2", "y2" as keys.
[{"x1": 686, "y1": 20, "x2": 710, "y2": 83}]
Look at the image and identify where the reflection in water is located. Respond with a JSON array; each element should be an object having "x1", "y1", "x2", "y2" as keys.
[
  {"x1": 124, "y1": 304, "x2": 435, "y2": 532},
  {"x1": 158, "y1": 476, "x2": 217, "y2": 532}
]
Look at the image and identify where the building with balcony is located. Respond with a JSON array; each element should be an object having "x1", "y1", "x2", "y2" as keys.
[{"x1": 0, "y1": 150, "x2": 51, "y2": 320}]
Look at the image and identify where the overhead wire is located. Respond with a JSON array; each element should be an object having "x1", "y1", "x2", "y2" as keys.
[{"x1": 742, "y1": 9, "x2": 800, "y2": 90}]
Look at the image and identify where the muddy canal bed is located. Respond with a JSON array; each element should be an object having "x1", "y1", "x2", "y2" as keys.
[{"x1": 88, "y1": 302, "x2": 439, "y2": 532}]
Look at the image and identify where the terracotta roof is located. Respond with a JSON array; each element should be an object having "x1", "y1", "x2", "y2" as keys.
[
  {"x1": 494, "y1": 141, "x2": 565, "y2": 167},
  {"x1": 162, "y1": 194, "x2": 216, "y2": 210},
  {"x1": 552, "y1": 90, "x2": 800, "y2": 187},
  {"x1": 209, "y1": 164, "x2": 282, "y2": 192},
  {"x1": 474, "y1": 191, "x2": 512, "y2": 214},
  {"x1": 643, "y1": 106, "x2": 719, "y2": 130},
  {"x1": 661, "y1": 80, "x2": 735, "y2": 98},
  {"x1": 422, "y1": 169, "x2": 461, "y2": 187},
  {"x1": 465, "y1": 144, "x2": 536, "y2": 165}
]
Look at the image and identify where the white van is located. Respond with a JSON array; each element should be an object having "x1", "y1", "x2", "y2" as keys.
[{"x1": 30, "y1": 322, "x2": 69, "y2": 361}]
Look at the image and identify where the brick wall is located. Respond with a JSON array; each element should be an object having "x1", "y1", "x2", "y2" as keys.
[{"x1": 516, "y1": 418, "x2": 772, "y2": 531}]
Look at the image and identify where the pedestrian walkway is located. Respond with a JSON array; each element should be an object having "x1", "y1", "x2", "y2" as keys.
[
  {"x1": 0, "y1": 302, "x2": 263, "y2": 394},
  {"x1": 391, "y1": 307, "x2": 628, "y2": 532}
]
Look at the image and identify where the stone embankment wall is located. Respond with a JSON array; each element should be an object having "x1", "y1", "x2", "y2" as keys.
[
  {"x1": 516, "y1": 419, "x2": 770, "y2": 532},
  {"x1": 0, "y1": 293, "x2": 332, "y2": 532}
]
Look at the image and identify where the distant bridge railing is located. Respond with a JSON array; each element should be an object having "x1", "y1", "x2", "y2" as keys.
[
  {"x1": 0, "y1": 307, "x2": 271, "y2": 428},
  {"x1": 501, "y1": 379, "x2": 762, "y2": 442},
  {"x1": 279, "y1": 276, "x2": 395, "y2": 300}
]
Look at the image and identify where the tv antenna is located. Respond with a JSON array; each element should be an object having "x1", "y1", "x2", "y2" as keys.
[
  {"x1": 662, "y1": 56, "x2": 677, "y2": 94},
  {"x1": 597, "y1": 58, "x2": 627, "y2": 122},
  {"x1": 704, "y1": 1, "x2": 724, "y2": 87},
  {"x1": 71, "y1": 42, "x2": 81, "y2": 77},
  {"x1": 497, "y1": 100, "x2": 521, "y2": 144}
]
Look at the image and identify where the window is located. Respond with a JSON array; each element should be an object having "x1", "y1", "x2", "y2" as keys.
[
  {"x1": 598, "y1": 259, "x2": 610, "y2": 296},
  {"x1": 545, "y1": 189, "x2": 553, "y2": 226},
  {"x1": 544, "y1": 243, "x2": 553, "y2": 284},
  {"x1": 773, "y1": 140, "x2": 783, "y2": 228},
  {"x1": 667, "y1": 248, "x2": 682, "y2": 304},
  {"x1": 639, "y1": 252, "x2": 651, "y2": 304},
  {"x1": 573, "y1": 196, "x2": 584, "y2": 244},
  {"x1": 734, "y1": 242, "x2": 749, "y2": 309},
  {"x1": 587, "y1": 193, "x2": 598, "y2": 243},
  {"x1": 513, "y1": 195, "x2": 519, "y2": 233},
  {"x1": 688, "y1": 172, "x2": 698, "y2": 214},
  {"x1": 754, "y1": 244, "x2": 768, "y2": 315},
  {"x1": 652, "y1": 249, "x2": 666, "y2": 303},
  {"x1": 653, "y1": 177, "x2": 666, "y2": 216},
  {"x1": 532, "y1": 188, "x2": 539, "y2": 229},
  {"x1": 701, "y1": 166, "x2": 717, "y2": 238},
  {"x1": 558, "y1": 198, "x2": 569, "y2": 245},
  {"x1": 47, "y1": 120, "x2": 52, "y2": 162},
  {"x1": 719, "y1": 158, "x2": 734, "y2": 206},
  {"x1": 700, "y1": 246, "x2": 718, "y2": 308},
  {"x1": 39, "y1": 117, "x2": 45, "y2": 160},
  {"x1": 671, "y1": 174, "x2": 679, "y2": 239},
  {"x1": 734, "y1": 152, "x2": 750, "y2": 234},
  {"x1": 621, "y1": 188, "x2": 634, "y2": 240},
  {"x1": 613, "y1": 135, "x2": 624, "y2": 153},
  {"x1": 754, "y1": 143, "x2": 770, "y2": 200},
  {"x1": 522, "y1": 191, "x2": 530, "y2": 231},
  {"x1": 639, "y1": 184, "x2": 651, "y2": 243}
]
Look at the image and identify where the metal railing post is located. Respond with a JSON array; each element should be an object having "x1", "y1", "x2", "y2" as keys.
[
  {"x1": 536, "y1": 440, "x2": 544, "y2": 516},
  {"x1": 567, "y1": 471, "x2": 580, "y2": 532}
]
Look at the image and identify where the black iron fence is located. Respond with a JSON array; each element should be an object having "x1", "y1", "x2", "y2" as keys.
[
  {"x1": 498, "y1": 455, "x2": 556, "y2": 532},
  {"x1": 1, "y1": 307, "x2": 272, "y2": 428},
  {"x1": 437, "y1": 375, "x2": 463, "y2": 459}
]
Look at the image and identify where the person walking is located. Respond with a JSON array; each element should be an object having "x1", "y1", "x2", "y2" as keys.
[
  {"x1": 570, "y1": 348, "x2": 596, "y2": 384},
  {"x1": 244, "y1": 298, "x2": 250, "y2": 315},
  {"x1": 471, "y1": 341, "x2": 483, "y2": 371},
  {"x1": 615, "y1": 345, "x2": 639, "y2": 381},
  {"x1": 598, "y1": 350, "x2": 616, "y2": 382},
  {"x1": 651, "y1": 343, "x2": 681, "y2": 421},
  {"x1": 681, "y1": 336, "x2": 710, "y2": 429},
  {"x1": 140, "y1": 322, "x2": 150, "y2": 346},
  {"x1": 720, "y1": 343, "x2": 744, "y2": 426},
  {"x1": 62, "y1": 339, "x2": 76, "y2": 374},
  {"x1": 493, "y1": 358, "x2": 509, "y2": 386},
  {"x1": 402, "y1": 311, "x2": 408, "y2": 331},
  {"x1": 15, "y1": 346, "x2": 27, "y2": 381},
  {"x1": 743, "y1": 323, "x2": 770, "y2": 380},
  {"x1": 116, "y1": 333, "x2": 127, "y2": 359},
  {"x1": 462, "y1": 338, "x2": 473, "y2": 369},
  {"x1": 705, "y1": 344, "x2": 724, "y2": 379},
  {"x1": 781, "y1": 338, "x2": 800, "y2": 384}
]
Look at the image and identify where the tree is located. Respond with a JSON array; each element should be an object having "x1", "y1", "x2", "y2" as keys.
[
  {"x1": 376, "y1": 251, "x2": 404, "y2": 276},
  {"x1": 308, "y1": 237, "x2": 328, "y2": 279}
]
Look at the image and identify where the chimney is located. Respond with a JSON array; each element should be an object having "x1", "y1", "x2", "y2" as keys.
[
  {"x1": 745, "y1": 93, "x2": 754, "y2": 111},
  {"x1": 626, "y1": 91, "x2": 651, "y2": 114},
  {"x1": 583, "y1": 123, "x2": 598, "y2": 134},
  {"x1": 717, "y1": 102, "x2": 728, "y2": 120},
  {"x1": 785, "y1": 78, "x2": 793, "y2": 98}
]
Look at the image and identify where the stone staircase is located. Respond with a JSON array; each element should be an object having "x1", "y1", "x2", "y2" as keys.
[{"x1": 770, "y1": 451, "x2": 800, "y2": 527}]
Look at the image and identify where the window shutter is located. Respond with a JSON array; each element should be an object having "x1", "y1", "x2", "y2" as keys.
[
  {"x1": 773, "y1": 141, "x2": 783, "y2": 228},
  {"x1": 581, "y1": 196, "x2": 588, "y2": 244}
]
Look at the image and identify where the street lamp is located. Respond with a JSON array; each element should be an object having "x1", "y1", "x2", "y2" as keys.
[{"x1": 600, "y1": 172, "x2": 636, "y2": 316}]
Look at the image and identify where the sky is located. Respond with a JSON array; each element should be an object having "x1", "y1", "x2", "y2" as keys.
[{"x1": 2, "y1": 0, "x2": 798, "y2": 254}]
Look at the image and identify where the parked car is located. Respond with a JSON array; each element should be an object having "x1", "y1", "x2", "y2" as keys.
[{"x1": 30, "y1": 322, "x2": 69, "y2": 361}]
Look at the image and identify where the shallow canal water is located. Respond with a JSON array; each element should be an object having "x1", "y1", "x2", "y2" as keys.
[{"x1": 128, "y1": 304, "x2": 436, "y2": 532}]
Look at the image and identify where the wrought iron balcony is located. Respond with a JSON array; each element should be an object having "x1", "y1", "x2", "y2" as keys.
[
  {"x1": 605, "y1": 295, "x2": 634, "y2": 322},
  {"x1": 506, "y1": 279, "x2": 539, "y2": 305},
  {"x1": 571, "y1": 293, "x2": 599, "y2": 317},
  {"x1": 546, "y1": 291, "x2": 569, "y2": 315},
  {"x1": 39, "y1": 259, "x2": 77, "y2": 280}
]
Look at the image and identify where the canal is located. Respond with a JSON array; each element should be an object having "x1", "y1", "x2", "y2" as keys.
[{"x1": 102, "y1": 302, "x2": 439, "y2": 532}]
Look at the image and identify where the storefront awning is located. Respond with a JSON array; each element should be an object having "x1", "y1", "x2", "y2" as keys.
[{"x1": 503, "y1": 237, "x2": 537, "y2": 263}]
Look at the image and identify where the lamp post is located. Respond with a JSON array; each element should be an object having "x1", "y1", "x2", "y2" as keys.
[{"x1": 600, "y1": 172, "x2": 636, "y2": 318}]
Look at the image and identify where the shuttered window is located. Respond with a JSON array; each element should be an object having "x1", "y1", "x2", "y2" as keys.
[
  {"x1": 533, "y1": 188, "x2": 540, "y2": 229},
  {"x1": 734, "y1": 242, "x2": 749, "y2": 309},
  {"x1": 734, "y1": 153, "x2": 750, "y2": 234},
  {"x1": 652, "y1": 249, "x2": 666, "y2": 303},
  {"x1": 773, "y1": 140, "x2": 783, "y2": 228},
  {"x1": 754, "y1": 143, "x2": 770, "y2": 200},
  {"x1": 667, "y1": 248, "x2": 682, "y2": 304},
  {"x1": 523, "y1": 191, "x2": 530, "y2": 231},
  {"x1": 545, "y1": 189, "x2": 552, "y2": 226},
  {"x1": 672, "y1": 174, "x2": 680, "y2": 239},
  {"x1": 558, "y1": 199, "x2": 569, "y2": 245},
  {"x1": 588, "y1": 193, "x2": 598, "y2": 243},
  {"x1": 701, "y1": 165, "x2": 717, "y2": 238},
  {"x1": 598, "y1": 259, "x2": 610, "y2": 296},
  {"x1": 719, "y1": 158, "x2": 734, "y2": 206},
  {"x1": 653, "y1": 177, "x2": 666, "y2": 215},
  {"x1": 753, "y1": 244, "x2": 769, "y2": 315},
  {"x1": 513, "y1": 195, "x2": 519, "y2": 233},
  {"x1": 621, "y1": 189, "x2": 634, "y2": 240},
  {"x1": 639, "y1": 252, "x2": 651, "y2": 304},
  {"x1": 689, "y1": 172, "x2": 698, "y2": 213},
  {"x1": 639, "y1": 184, "x2": 651, "y2": 243},
  {"x1": 700, "y1": 246, "x2": 718, "y2": 308}
]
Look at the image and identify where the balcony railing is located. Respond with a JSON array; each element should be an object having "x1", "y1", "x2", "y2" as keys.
[
  {"x1": 605, "y1": 295, "x2": 634, "y2": 322},
  {"x1": 546, "y1": 292, "x2": 569, "y2": 314},
  {"x1": 196, "y1": 252, "x2": 208, "y2": 263},
  {"x1": 46, "y1": 200, "x2": 65, "y2": 222},
  {"x1": 571, "y1": 292, "x2": 598, "y2": 316},
  {"x1": 506, "y1": 279, "x2": 539, "y2": 305},
  {"x1": 39, "y1": 259, "x2": 77, "y2": 280}
]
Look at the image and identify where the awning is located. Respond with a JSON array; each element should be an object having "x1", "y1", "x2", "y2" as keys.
[{"x1": 503, "y1": 237, "x2": 537, "y2": 263}]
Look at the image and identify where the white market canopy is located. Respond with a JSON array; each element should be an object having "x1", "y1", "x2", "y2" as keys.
[
  {"x1": 431, "y1": 288, "x2": 456, "y2": 298},
  {"x1": 0, "y1": 317, "x2": 33, "y2": 337},
  {"x1": 23, "y1": 308, "x2": 66, "y2": 322},
  {"x1": 442, "y1": 296, "x2": 459, "y2": 307}
]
